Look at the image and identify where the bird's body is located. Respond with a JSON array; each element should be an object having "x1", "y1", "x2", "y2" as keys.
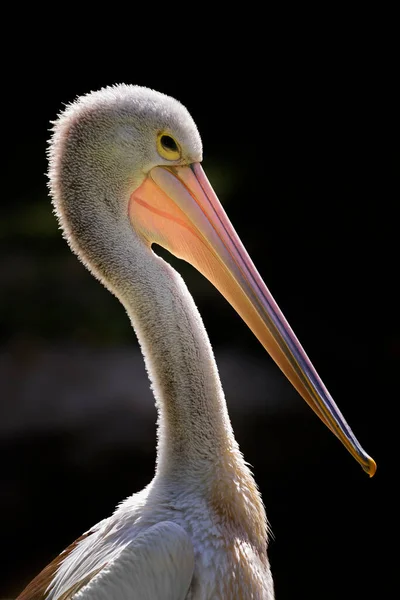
[
  {"x1": 44, "y1": 474, "x2": 271, "y2": 599},
  {"x1": 18, "y1": 85, "x2": 374, "y2": 599}
]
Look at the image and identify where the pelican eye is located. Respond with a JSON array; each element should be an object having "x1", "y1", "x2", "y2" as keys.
[{"x1": 157, "y1": 133, "x2": 181, "y2": 160}]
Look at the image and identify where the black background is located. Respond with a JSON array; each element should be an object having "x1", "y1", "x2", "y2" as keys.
[{"x1": 1, "y1": 11, "x2": 397, "y2": 599}]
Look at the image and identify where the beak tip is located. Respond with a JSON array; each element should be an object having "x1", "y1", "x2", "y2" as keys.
[{"x1": 365, "y1": 456, "x2": 377, "y2": 478}]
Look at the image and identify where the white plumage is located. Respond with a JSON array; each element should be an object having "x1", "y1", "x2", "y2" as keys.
[{"x1": 67, "y1": 522, "x2": 194, "y2": 600}]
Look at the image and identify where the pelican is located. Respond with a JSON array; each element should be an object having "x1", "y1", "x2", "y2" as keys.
[{"x1": 18, "y1": 85, "x2": 375, "y2": 600}]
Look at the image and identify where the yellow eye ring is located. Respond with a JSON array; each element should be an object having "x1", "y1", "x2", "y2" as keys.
[{"x1": 157, "y1": 132, "x2": 181, "y2": 161}]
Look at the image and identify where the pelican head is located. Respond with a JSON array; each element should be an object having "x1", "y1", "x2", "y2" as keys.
[
  {"x1": 49, "y1": 85, "x2": 201, "y2": 268},
  {"x1": 48, "y1": 84, "x2": 375, "y2": 477}
]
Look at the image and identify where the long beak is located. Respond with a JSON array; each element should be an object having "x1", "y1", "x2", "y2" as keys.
[{"x1": 129, "y1": 163, "x2": 376, "y2": 476}]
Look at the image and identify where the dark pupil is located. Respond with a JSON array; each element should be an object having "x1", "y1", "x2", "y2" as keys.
[{"x1": 161, "y1": 135, "x2": 178, "y2": 152}]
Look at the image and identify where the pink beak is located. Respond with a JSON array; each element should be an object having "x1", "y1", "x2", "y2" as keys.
[{"x1": 129, "y1": 162, "x2": 376, "y2": 477}]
